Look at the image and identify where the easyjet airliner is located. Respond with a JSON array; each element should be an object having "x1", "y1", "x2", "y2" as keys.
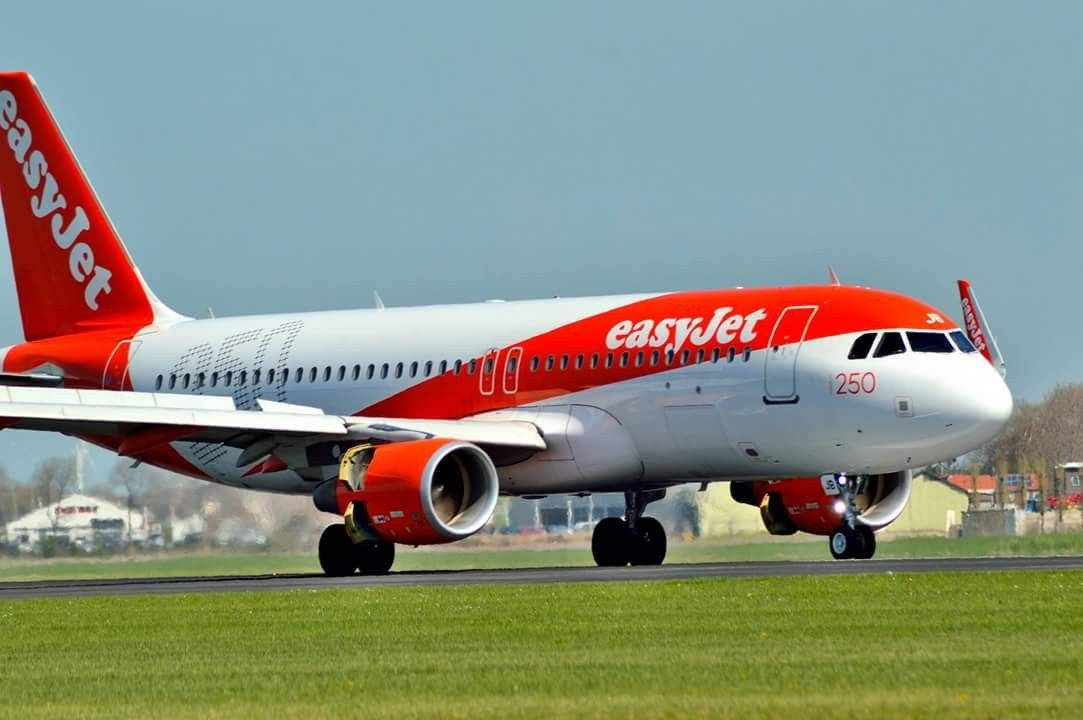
[{"x1": 0, "y1": 72, "x2": 1011, "y2": 574}]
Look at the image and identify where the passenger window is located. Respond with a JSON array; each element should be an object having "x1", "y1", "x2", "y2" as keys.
[
  {"x1": 395, "y1": 362, "x2": 404, "y2": 378},
  {"x1": 507, "y1": 356, "x2": 517, "y2": 373},
  {"x1": 560, "y1": 355, "x2": 569, "y2": 370},
  {"x1": 183, "y1": 373, "x2": 191, "y2": 389},
  {"x1": 848, "y1": 333, "x2": 877, "y2": 360},
  {"x1": 155, "y1": 375, "x2": 163, "y2": 391},
  {"x1": 366, "y1": 364, "x2": 375, "y2": 380},
  {"x1": 338, "y1": 366, "x2": 346, "y2": 381},
  {"x1": 619, "y1": 352, "x2": 628, "y2": 368},
  {"x1": 680, "y1": 349, "x2": 690, "y2": 365},
  {"x1": 424, "y1": 361, "x2": 432, "y2": 377},
  {"x1": 196, "y1": 372, "x2": 205, "y2": 388},
  {"x1": 454, "y1": 360, "x2": 462, "y2": 375},
  {"x1": 210, "y1": 372, "x2": 218, "y2": 388},
  {"x1": 666, "y1": 350, "x2": 674, "y2": 365},
  {"x1": 711, "y1": 348, "x2": 720, "y2": 363},
  {"x1": 253, "y1": 369, "x2": 261, "y2": 385},
  {"x1": 696, "y1": 349, "x2": 705, "y2": 364},
  {"x1": 874, "y1": 332, "x2": 907, "y2": 358},
  {"x1": 410, "y1": 361, "x2": 419, "y2": 378},
  {"x1": 950, "y1": 330, "x2": 977, "y2": 353},
  {"x1": 225, "y1": 371, "x2": 233, "y2": 387},
  {"x1": 742, "y1": 348, "x2": 751, "y2": 362},
  {"x1": 439, "y1": 360, "x2": 448, "y2": 374},
  {"x1": 239, "y1": 370, "x2": 247, "y2": 386},
  {"x1": 323, "y1": 366, "x2": 332, "y2": 382},
  {"x1": 267, "y1": 369, "x2": 275, "y2": 384},
  {"x1": 605, "y1": 353, "x2": 614, "y2": 369},
  {"x1": 591, "y1": 353, "x2": 599, "y2": 369},
  {"x1": 907, "y1": 332, "x2": 954, "y2": 353},
  {"x1": 380, "y1": 363, "x2": 389, "y2": 379},
  {"x1": 309, "y1": 367, "x2": 317, "y2": 383},
  {"x1": 468, "y1": 359, "x2": 477, "y2": 375},
  {"x1": 575, "y1": 354, "x2": 584, "y2": 370},
  {"x1": 546, "y1": 356, "x2": 554, "y2": 371},
  {"x1": 650, "y1": 350, "x2": 659, "y2": 367},
  {"x1": 530, "y1": 356, "x2": 539, "y2": 372},
  {"x1": 635, "y1": 351, "x2": 644, "y2": 367},
  {"x1": 727, "y1": 347, "x2": 736, "y2": 363},
  {"x1": 352, "y1": 365, "x2": 361, "y2": 381},
  {"x1": 169, "y1": 374, "x2": 176, "y2": 390},
  {"x1": 484, "y1": 358, "x2": 493, "y2": 374}
]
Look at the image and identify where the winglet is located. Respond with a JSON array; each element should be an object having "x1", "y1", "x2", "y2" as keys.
[
  {"x1": 827, "y1": 266, "x2": 841, "y2": 286},
  {"x1": 957, "y1": 279, "x2": 1005, "y2": 376},
  {"x1": 373, "y1": 290, "x2": 385, "y2": 309}
]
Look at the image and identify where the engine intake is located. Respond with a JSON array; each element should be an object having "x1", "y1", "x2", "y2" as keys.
[{"x1": 314, "y1": 438, "x2": 499, "y2": 544}]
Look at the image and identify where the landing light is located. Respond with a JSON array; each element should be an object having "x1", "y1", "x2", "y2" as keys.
[{"x1": 832, "y1": 500, "x2": 847, "y2": 515}]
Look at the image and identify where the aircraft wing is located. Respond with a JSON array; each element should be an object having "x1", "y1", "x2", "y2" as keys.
[{"x1": 0, "y1": 386, "x2": 546, "y2": 461}]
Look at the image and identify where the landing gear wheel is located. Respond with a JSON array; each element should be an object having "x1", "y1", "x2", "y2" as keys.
[
  {"x1": 592, "y1": 517, "x2": 632, "y2": 567},
  {"x1": 630, "y1": 516, "x2": 667, "y2": 566},
  {"x1": 854, "y1": 526, "x2": 876, "y2": 559},
  {"x1": 829, "y1": 525, "x2": 860, "y2": 560},
  {"x1": 319, "y1": 524, "x2": 357, "y2": 576},
  {"x1": 354, "y1": 540, "x2": 395, "y2": 575}
]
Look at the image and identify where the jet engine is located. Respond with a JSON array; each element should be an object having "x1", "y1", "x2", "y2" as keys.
[
  {"x1": 731, "y1": 470, "x2": 912, "y2": 536},
  {"x1": 313, "y1": 438, "x2": 500, "y2": 545}
]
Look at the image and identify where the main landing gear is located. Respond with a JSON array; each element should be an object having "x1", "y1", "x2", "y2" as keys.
[
  {"x1": 828, "y1": 473, "x2": 876, "y2": 560},
  {"x1": 591, "y1": 489, "x2": 668, "y2": 567},
  {"x1": 318, "y1": 523, "x2": 396, "y2": 576}
]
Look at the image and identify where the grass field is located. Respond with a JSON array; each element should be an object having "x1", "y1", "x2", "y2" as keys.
[
  {"x1": 3, "y1": 533, "x2": 1083, "y2": 581},
  {"x1": 1, "y1": 571, "x2": 1081, "y2": 719}
]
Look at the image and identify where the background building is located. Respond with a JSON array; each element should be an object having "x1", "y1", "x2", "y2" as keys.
[{"x1": 4, "y1": 493, "x2": 157, "y2": 553}]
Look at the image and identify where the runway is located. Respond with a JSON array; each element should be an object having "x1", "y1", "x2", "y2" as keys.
[{"x1": 2, "y1": 555, "x2": 1082, "y2": 600}]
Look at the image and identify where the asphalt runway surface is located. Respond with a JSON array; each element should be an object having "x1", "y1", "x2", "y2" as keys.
[{"x1": 2, "y1": 555, "x2": 1082, "y2": 600}]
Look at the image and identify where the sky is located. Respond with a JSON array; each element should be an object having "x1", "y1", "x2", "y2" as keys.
[{"x1": 0, "y1": 1, "x2": 1081, "y2": 484}]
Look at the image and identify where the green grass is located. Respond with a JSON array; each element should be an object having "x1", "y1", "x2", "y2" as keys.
[
  {"x1": 1, "y1": 572, "x2": 1081, "y2": 719},
  {"x1": 3, "y1": 533, "x2": 1083, "y2": 581}
]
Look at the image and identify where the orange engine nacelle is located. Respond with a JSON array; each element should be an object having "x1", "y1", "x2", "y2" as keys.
[
  {"x1": 731, "y1": 471, "x2": 912, "y2": 536},
  {"x1": 315, "y1": 438, "x2": 500, "y2": 545}
]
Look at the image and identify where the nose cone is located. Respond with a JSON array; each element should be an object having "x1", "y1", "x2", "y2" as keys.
[{"x1": 958, "y1": 363, "x2": 1013, "y2": 445}]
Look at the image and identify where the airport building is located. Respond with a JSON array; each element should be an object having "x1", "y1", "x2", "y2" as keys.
[{"x1": 3, "y1": 494, "x2": 157, "y2": 553}]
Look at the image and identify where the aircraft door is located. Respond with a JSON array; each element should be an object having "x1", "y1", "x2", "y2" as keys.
[
  {"x1": 502, "y1": 347, "x2": 522, "y2": 395},
  {"x1": 763, "y1": 306, "x2": 817, "y2": 403},
  {"x1": 479, "y1": 348, "x2": 500, "y2": 396}
]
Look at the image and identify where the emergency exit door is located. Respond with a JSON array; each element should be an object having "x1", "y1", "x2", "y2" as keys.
[{"x1": 763, "y1": 306, "x2": 817, "y2": 403}]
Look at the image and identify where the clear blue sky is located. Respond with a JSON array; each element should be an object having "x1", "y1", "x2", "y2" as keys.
[{"x1": 1, "y1": 1, "x2": 1081, "y2": 483}]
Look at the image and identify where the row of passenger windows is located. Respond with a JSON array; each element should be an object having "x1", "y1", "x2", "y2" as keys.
[
  {"x1": 848, "y1": 330, "x2": 976, "y2": 360},
  {"x1": 153, "y1": 344, "x2": 758, "y2": 391}
]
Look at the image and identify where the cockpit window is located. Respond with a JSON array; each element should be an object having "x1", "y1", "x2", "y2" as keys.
[
  {"x1": 848, "y1": 333, "x2": 877, "y2": 360},
  {"x1": 873, "y1": 332, "x2": 906, "y2": 358},
  {"x1": 907, "y1": 332, "x2": 954, "y2": 353},
  {"x1": 950, "y1": 330, "x2": 977, "y2": 353}
]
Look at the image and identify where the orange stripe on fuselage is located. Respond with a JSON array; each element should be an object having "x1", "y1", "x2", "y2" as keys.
[{"x1": 360, "y1": 285, "x2": 956, "y2": 419}]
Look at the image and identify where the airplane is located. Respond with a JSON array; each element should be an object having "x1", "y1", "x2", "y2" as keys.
[{"x1": 0, "y1": 71, "x2": 1012, "y2": 574}]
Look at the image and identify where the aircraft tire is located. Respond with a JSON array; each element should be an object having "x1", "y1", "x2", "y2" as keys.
[
  {"x1": 354, "y1": 539, "x2": 396, "y2": 575},
  {"x1": 630, "y1": 516, "x2": 667, "y2": 566},
  {"x1": 854, "y1": 525, "x2": 876, "y2": 559},
  {"x1": 319, "y1": 523, "x2": 358, "y2": 577},
  {"x1": 592, "y1": 517, "x2": 632, "y2": 567},
  {"x1": 829, "y1": 525, "x2": 860, "y2": 560}
]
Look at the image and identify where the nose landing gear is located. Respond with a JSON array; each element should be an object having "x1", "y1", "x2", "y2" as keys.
[
  {"x1": 828, "y1": 474, "x2": 877, "y2": 560},
  {"x1": 591, "y1": 489, "x2": 668, "y2": 567}
]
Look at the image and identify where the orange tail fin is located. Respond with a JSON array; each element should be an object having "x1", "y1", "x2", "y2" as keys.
[{"x1": 0, "y1": 71, "x2": 177, "y2": 341}]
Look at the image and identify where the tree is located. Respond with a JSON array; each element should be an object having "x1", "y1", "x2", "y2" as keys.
[
  {"x1": 110, "y1": 460, "x2": 146, "y2": 551},
  {"x1": 31, "y1": 457, "x2": 76, "y2": 530}
]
